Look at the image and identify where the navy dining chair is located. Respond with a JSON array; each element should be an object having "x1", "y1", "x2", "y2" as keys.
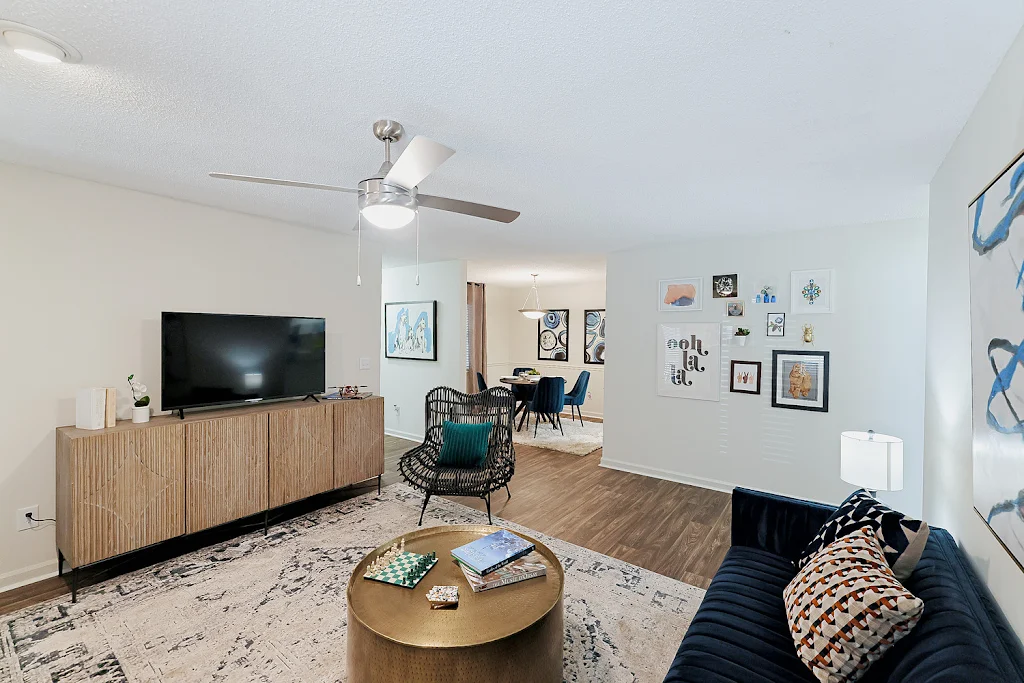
[
  {"x1": 521, "y1": 376, "x2": 566, "y2": 436},
  {"x1": 476, "y1": 372, "x2": 488, "y2": 392},
  {"x1": 564, "y1": 371, "x2": 591, "y2": 424},
  {"x1": 510, "y1": 366, "x2": 536, "y2": 416}
]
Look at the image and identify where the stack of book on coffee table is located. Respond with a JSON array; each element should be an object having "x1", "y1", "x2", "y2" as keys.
[{"x1": 451, "y1": 529, "x2": 547, "y2": 592}]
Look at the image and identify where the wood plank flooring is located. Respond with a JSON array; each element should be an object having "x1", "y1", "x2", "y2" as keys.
[{"x1": 0, "y1": 435, "x2": 731, "y2": 617}]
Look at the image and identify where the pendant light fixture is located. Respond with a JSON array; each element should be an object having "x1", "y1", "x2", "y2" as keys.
[{"x1": 519, "y1": 274, "x2": 546, "y2": 319}]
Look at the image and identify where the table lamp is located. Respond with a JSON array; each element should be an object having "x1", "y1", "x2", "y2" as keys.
[{"x1": 840, "y1": 430, "x2": 903, "y2": 495}]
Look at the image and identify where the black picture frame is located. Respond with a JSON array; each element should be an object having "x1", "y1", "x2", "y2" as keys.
[
  {"x1": 766, "y1": 312, "x2": 786, "y2": 337},
  {"x1": 712, "y1": 273, "x2": 739, "y2": 298},
  {"x1": 729, "y1": 360, "x2": 762, "y2": 394},
  {"x1": 383, "y1": 300, "x2": 438, "y2": 361},
  {"x1": 538, "y1": 309, "x2": 569, "y2": 362},
  {"x1": 583, "y1": 308, "x2": 605, "y2": 365},
  {"x1": 771, "y1": 350, "x2": 829, "y2": 412}
]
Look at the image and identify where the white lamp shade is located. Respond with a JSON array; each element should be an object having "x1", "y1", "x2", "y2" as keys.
[{"x1": 840, "y1": 431, "x2": 904, "y2": 491}]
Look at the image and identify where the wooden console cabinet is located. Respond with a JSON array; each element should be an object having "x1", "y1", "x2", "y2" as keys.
[{"x1": 56, "y1": 396, "x2": 384, "y2": 595}]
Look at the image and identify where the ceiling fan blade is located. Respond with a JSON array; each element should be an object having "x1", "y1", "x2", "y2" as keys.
[
  {"x1": 383, "y1": 136, "x2": 455, "y2": 189},
  {"x1": 209, "y1": 173, "x2": 358, "y2": 193},
  {"x1": 418, "y1": 194, "x2": 520, "y2": 223}
]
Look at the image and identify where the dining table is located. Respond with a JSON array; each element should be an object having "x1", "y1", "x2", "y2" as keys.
[{"x1": 499, "y1": 375, "x2": 561, "y2": 432}]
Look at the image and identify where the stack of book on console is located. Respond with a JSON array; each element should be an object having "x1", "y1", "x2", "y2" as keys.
[{"x1": 451, "y1": 529, "x2": 547, "y2": 592}]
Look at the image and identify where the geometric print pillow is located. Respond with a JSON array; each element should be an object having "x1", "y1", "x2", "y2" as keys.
[
  {"x1": 796, "y1": 489, "x2": 930, "y2": 581},
  {"x1": 784, "y1": 526, "x2": 925, "y2": 683}
]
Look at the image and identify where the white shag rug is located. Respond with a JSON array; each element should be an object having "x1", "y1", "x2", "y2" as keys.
[
  {"x1": 1, "y1": 483, "x2": 702, "y2": 683},
  {"x1": 512, "y1": 416, "x2": 604, "y2": 455}
]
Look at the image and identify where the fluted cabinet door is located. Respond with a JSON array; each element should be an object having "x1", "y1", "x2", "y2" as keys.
[
  {"x1": 58, "y1": 424, "x2": 185, "y2": 567},
  {"x1": 335, "y1": 397, "x2": 385, "y2": 489},
  {"x1": 269, "y1": 404, "x2": 334, "y2": 507},
  {"x1": 185, "y1": 413, "x2": 268, "y2": 533}
]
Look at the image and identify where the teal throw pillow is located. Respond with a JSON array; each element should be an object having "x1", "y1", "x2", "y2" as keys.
[{"x1": 437, "y1": 420, "x2": 492, "y2": 468}]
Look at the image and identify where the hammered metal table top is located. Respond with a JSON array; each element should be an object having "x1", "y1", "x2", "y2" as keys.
[{"x1": 347, "y1": 524, "x2": 565, "y2": 648}]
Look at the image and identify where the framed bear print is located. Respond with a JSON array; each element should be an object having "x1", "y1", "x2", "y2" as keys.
[{"x1": 771, "y1": 350, "x2": 829, "y2": 412}]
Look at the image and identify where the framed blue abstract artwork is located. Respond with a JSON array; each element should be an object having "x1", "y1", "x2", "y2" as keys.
[
  {"x1": 538, "y1": 309, "x2": 569, "y2": 361},
  {"x1": 969, "y1": 147, "x2": 1024, "y2": 573}
]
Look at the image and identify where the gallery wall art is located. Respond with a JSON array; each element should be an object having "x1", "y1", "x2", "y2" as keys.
[
  {"x1": 730, "y1": 360, "x2": 762, "y2": 395},
  {"x1": 712, "y1": 274, "x2": 739, "y2": 298},
  {"x1": 767, "y1": 312, "x2": 786, "y2": 337},
  {"x1": 659, "y1": 277, "x2": 703, "y2": 311},
  {"x1": 657, "y1": 322, "x2": 720, "y2": 401},
  {"x1": 384, "y1": 301, "x2": 437, "y2": 361},
  {"x1": 538, "y1": 309, "x2": 569, "y2": 361},
  {"x1": 771, "y1": 350, "x2": 829, "y2": 412},
  {"x1": 968, "y1": 147, "x2": 1024, "y2": 572},
  {"x1": 791, "y1": 269, "x2": 834, "y2": 313},
  {"x1": 584, "y1": 309, "x2": 606, "y2": 364}
]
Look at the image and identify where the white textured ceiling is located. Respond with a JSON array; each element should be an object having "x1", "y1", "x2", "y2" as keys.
[{"x1": 1, "y1": 1, "x2": 1022, "y2": 269}]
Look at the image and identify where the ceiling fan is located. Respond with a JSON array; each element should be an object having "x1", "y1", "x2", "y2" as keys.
[{"x1": 210, "y1": 120, "x2": 520, "y2": 285}]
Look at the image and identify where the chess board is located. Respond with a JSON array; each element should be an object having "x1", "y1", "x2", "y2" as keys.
[{"x1": 364, "y1": 551, "x2": 438, "y2": 589}]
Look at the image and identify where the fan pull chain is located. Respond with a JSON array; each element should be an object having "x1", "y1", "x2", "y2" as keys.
[
  {"x1": 356, "y1": 213, "x2": 362, "y2": 287},
  {"x1": 415, "y1": 210, "x2": 421, "y2": 286}
]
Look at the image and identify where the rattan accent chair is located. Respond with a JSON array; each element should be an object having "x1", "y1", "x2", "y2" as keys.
[{"x1": 399, "y1": 386, "x2": 516, "y2": 525}]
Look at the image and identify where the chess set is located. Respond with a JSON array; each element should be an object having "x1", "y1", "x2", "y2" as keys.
[{"x1": 363, "y1": 539, "x2": 438, "y2": 589}]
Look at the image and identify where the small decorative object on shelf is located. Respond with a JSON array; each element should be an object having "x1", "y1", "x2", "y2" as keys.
[
  {"x1": 426, "y1": 585, "x2": 459, "y2": 609},
  {"x1": 802, "y1": 323, "x2": 815, "y2": 345},
  {"x1": 324, "y1": 385, "x2": 373, "y2": 400},
  {"x1": 755, "y1": 285, "x2": 776, "y2": 304},
  {"x1": 128, "y1": 374, "x2": 150, "y2": 423},
  {"x1": 364, "y1": 538, "x2": 438, "y2": 588},
  {"x1": 734, "y1": 327, "x2": 751, "y2": 347}
]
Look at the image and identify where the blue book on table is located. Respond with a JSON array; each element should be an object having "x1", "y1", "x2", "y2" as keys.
[{"x1": 451, "y1": 530, "x2": 535, "y2": 576}]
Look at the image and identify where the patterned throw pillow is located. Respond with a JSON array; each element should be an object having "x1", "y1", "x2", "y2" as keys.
[
  {"x1": 796, "y1": 489, "x2": 929, "y2": 580},
  {"x1": 785, "y1": 527, "x2": 925, "y2": 682}
]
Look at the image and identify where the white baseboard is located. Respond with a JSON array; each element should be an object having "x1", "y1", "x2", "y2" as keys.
[
  {"x1": 385, "y1": 428, "x2": 423, "y2": 442},
  {"x1": 0, "y1": 560, "x2": 59, "y2": 594},
  {"x1": 598, "y1": 458, "x2": 734, "y2": 493}
]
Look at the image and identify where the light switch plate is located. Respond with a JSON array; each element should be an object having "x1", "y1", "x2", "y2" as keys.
[
  {"x1": 359, "y1": 357, "x2": 371, "y2": 370},
  {"x1": 16, "y1": 505, "x2": 39, "y2": 531}
]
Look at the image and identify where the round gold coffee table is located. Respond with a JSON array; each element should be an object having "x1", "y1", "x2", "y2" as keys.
[{"x1": 346, "y1": 524, "x2": 564, "y2": 683}]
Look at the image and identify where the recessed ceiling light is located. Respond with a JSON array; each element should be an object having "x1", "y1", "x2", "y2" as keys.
[{"x1": 0, "y1": 20, "x2": 81, "y2": 64}]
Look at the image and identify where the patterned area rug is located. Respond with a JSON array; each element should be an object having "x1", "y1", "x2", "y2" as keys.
[
  {"x1": 512, "y1": 418, "x2": 604, "y2": 455},
  {"x1": 0, "y1": 484, "x2": 702, "y2": 683}
]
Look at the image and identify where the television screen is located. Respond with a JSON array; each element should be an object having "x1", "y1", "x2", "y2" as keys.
[{"x1": 161, "y1": 312, "x2": 326, "y2": 411}]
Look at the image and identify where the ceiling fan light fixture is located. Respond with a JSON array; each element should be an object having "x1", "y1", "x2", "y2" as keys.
[{"x1": 360, "y1": 203, "x2": 415, "y2": 230}]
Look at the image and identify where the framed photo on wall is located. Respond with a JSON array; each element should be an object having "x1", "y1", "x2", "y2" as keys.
[
  {"x1": 659, "y1": 277, "x2": 703, "y2": 311},
  {"x1": 730, "y1": 360, "x2": 761, "y2": 394},
  {"x1": 584, "y1": 309, "x2": 605, "y2": 364},
  {"x1": 771, "y1": 350, "x2": 829, "y2": 412},
  {"x1": 766, "y1": 312, "x2": 786, "y2": 337},
  {"x1": 384, "y1": 301, "x2": 437, "y2": 361},
  {"x1": 539, "y1": 309, "x2": 569, "y2": 361},
  {"x1": 968, "y1": 146, "x2": 1024, "y2": 572},
  {"x1": 791, "y1": 269, "x2": 834, "y2": 314},
  {"x1": 712, "y1": 273, "x2": 739, "y2": 298},
  {"x1": 657, "y1": 322, "x2": 721, "y2": 401}
]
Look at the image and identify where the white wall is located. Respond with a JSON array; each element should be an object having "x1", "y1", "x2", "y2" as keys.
[
  {"x1": 0, "y1": 162, "x2": 382, "y2": 592},
  {"x1": 381, "y1": 261, "x2": 468, "y2": 440},
  {"x1": 604, "y1": 219, "x2": 927, "y2": 517},
  {"x1": 484, "y1": 280, "x2": 606, "y2": 418},
  {"x1": 925, "y1": 28, "x2": 1024, "y2": 636}
]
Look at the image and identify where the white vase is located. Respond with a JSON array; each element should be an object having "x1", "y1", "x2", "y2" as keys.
[
  {"x1": 132, "y1": 406, "x2": 151, "y2": 423},
  {"x1": 734, "y1": 336, "x2": 748, "y2": 347}
]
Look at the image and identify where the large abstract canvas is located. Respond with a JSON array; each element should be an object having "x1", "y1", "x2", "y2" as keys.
[
  {"x1": 384, "y1": 301, "x2": 437, "y2": 361},
  {"x1": 538, "y1": 309, "x2": 569, "y2": 361},
  {"x1": 657, "y1": 322, "x2": 720, "y2": 401},
  {"x1": 968, "y1": 149, "x2": 1024, "y2": 571},
  {"x1": 584, "y1": 309, "x2": 605, "y2": 364}
]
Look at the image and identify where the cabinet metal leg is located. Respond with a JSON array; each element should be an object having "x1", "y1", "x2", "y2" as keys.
[
  {"x1": 264, "y1": 510, "x2": 269, "y2": 536},
  {"x1": 71, "y1": 567, "x2": 78, "y2": 603},
  {"x1": 377, "y1": 474, "x2": 381, "y2": 495},
  {"x1": 57, "y1": 549, "x2": 64, "y2": 577}
]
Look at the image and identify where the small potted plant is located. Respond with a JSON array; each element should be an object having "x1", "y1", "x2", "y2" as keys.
[
  {"x1": 734, "y1": 327, "x2": 751, "y2": 347},
  {"x1": 128, "y1": 374, "x2": 151, "y2": 423}
]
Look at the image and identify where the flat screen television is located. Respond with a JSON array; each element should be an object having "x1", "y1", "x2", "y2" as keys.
[{"x1": 161, "y1": 312, "x2": 326, "y2": 411}]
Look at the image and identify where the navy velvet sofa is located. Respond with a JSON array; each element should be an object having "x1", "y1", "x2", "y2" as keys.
[{"x1": 664, "y1": 488, "x2": 1024, "y2": 682}]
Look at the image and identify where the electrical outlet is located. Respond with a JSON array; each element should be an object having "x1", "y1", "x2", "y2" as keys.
[
  {"x1": 587, "y1": 391, "x2": 593, "y2": 400},
  {"x1": 359, "y1": 357, "x2": 371, "y2": 370},
  {"x1": 16, "y1": 505, "x2": 39, "y2": 532},
  {"x1": 393, "y1": 404, "x2": 400, "y2": 415}
]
